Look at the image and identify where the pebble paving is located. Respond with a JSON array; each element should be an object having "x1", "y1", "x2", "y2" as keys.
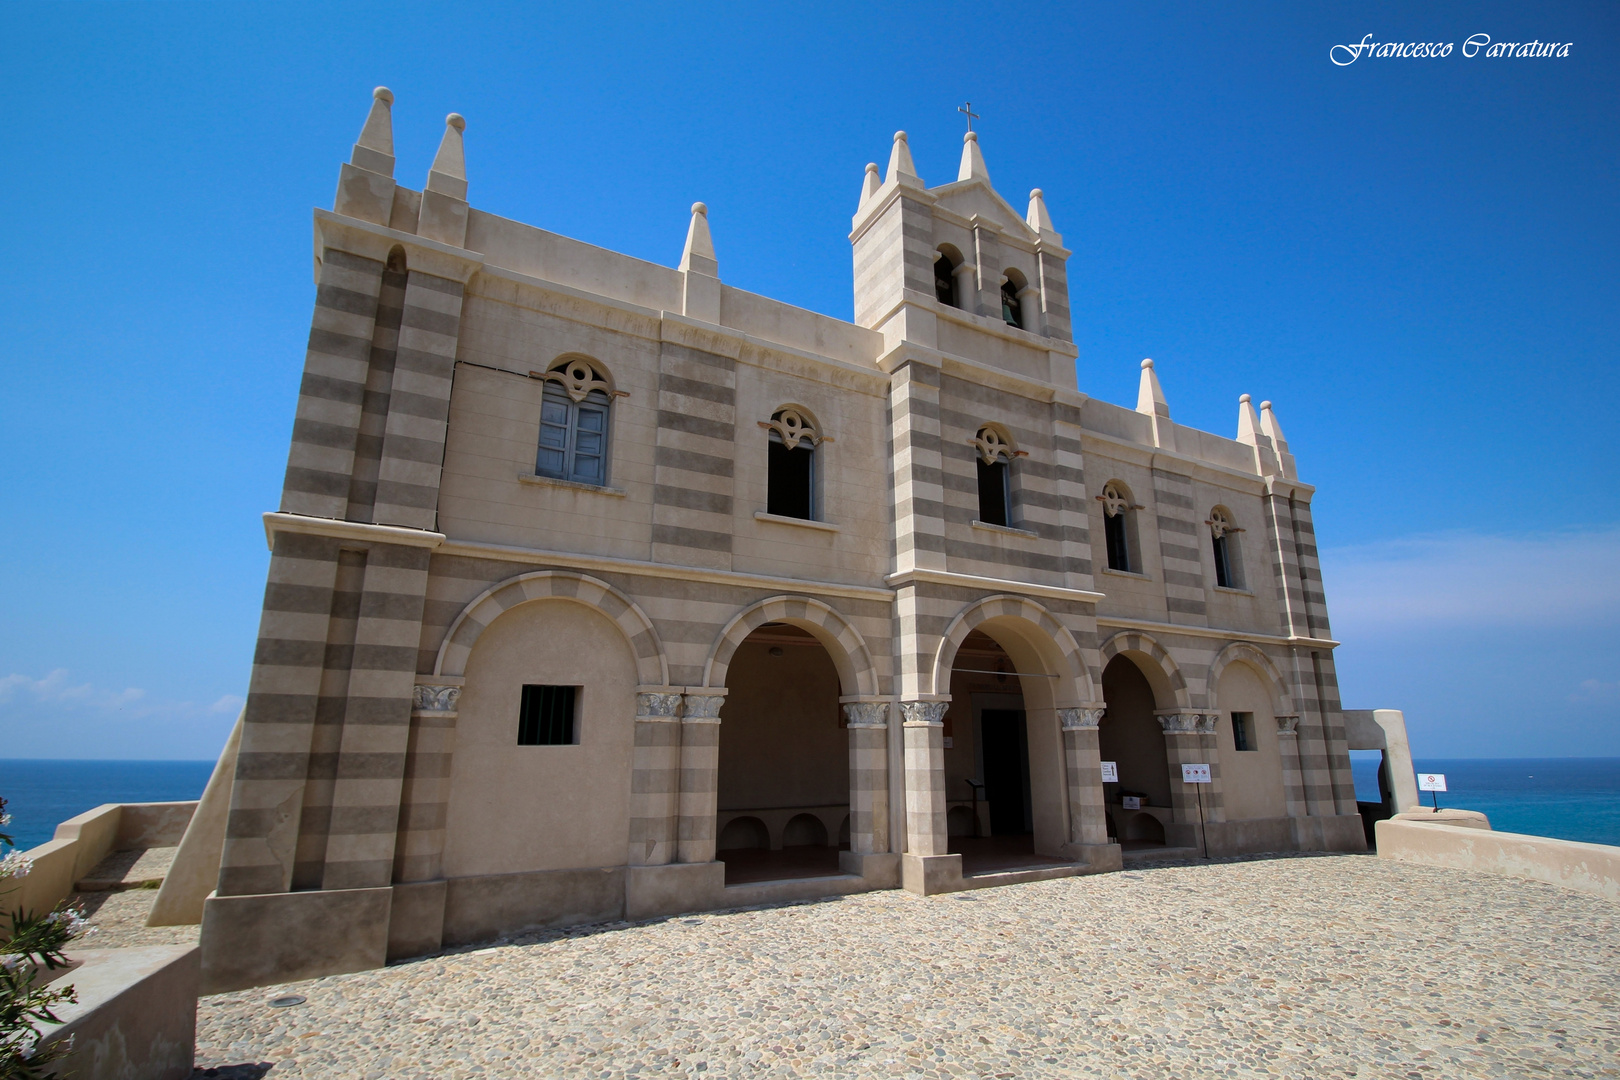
[{"x1": 188, "y1": 854, "x2": 1617, "y2": 1079}]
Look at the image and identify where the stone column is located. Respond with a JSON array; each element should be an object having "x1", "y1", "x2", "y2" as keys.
[
  {"x1": 844, "y1": 702, "x2": 891, "y2": 855},
  {"x1": 1156, "y1": 711, "x2": 1206, "y2": 825},
  {"x1": 1195, "y1": 713, "x2": 1226, "y2": 823},
  {"x1": 900, "y1": 701, "x2": 948, "y2": 856},
  {"x1": 392, "y1": 681, "x2": 462, "y2": 883},
  {"x1": 1276, "y1": 715, "x2": 1306, "y2": 818},
  {"x1": 677, "y1": 691, "x2": 726, "y2": 864},
  {"x1": 1059, "y1": 708, "x2": 1109, "y2": 846},
  {"x1": 628, "y1": 691, "x2": 684, "y2": 867}
]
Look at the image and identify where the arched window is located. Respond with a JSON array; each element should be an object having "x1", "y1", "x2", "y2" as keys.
[
  {"x1": 535, "y1": 356, "x2": 613, "y2": 486},
  {"x1": 934, "y1": 247, "x2": 961, "y2": 308},
  {"x1": 973, "y1": 425, "x2": 1016, "y2": 527},
  {"x1": 1101, "y1": 481, "x2": 1139, "y2": 573},
  {"x1": 764, "y1": 406, "x2": 822, "y2": 520},
  {"x1": 1001, "y1": 270, "x2": 1028, "y2": 329},
  {"x1": 1209, "y1": 507, "x2": 1244, "y2": 589}
]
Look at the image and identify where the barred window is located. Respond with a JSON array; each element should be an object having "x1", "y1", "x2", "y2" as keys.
[
  {"x1": 1231, "y1": 711, "x2": 1255, "y2": 752},
  {"x1": 518, "y1": 685, "x2": 577, "y2": 745}
]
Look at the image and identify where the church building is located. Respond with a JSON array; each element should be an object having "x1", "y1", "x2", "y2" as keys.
[{"x1": 194, "y1": 89, "x2": 1367, "y2": 990}]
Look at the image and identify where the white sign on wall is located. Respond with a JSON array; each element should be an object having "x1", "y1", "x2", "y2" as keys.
[
  {"x1": 1100, "y1": 761, "x2": 1119, "y2": 783},
  {"x1": 1121, "y1": 796, "x2": 1142, "y2": 810},
  {"x1": 1181, "y1": 763, "x2": 1212, "y2": 784},
  {"x1": 1418, "y1": 773, "x2": 1448, "y2": 792}
]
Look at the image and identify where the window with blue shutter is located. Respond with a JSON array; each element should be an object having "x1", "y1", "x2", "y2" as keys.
[{"x1": 534, "y1": 356, "x2": 614, "y2": 486}]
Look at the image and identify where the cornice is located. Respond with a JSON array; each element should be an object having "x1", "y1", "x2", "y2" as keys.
[
  {"x1": 886, "y1": 567, "x2": 1104, "y2": 605},
  {"x1": 313, "y1": 209, "x2": 484, "y2": 284},
  {"x1": 1097, "y1": 614, "x2": 1338, "y2": 650},
  {"x1": 264, "y1": 512, "x2": 446, "y2": 550}
]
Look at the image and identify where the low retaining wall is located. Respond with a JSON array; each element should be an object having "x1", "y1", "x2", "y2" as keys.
[
  {"x1": 9, "y1": 802, "x2": 198, "y2": 920},
  {"x1": 38, "y1": 945, "x2": 199, "y2": 1079},
  {"x1": 1376, "y1": 818, "x2": 1620, "y2": 902}
]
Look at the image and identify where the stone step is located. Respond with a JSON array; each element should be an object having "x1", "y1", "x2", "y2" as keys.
[{"x1": 75, "y1": 846, "x2": 176, "y2": 892}]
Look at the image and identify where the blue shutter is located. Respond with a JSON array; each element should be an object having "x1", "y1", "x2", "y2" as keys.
[
  {"x1": 571, "y1": 402, "x2": 608, "y2": 485},
  {"x1": 536, "y1": 394, "x2": 571, "y2": 478}
]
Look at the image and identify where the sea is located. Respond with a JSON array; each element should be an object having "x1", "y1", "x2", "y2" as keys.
[{"x1": 1, "y1": 757, "x2": 1618, "y2": 853}]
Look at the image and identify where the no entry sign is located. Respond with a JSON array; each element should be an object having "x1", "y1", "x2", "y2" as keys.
[
  {"x1": 1419, "y1": 773, "x2": 1447, "y2": 792},
  {"x1": 1181, "y1": 763, "x2": 1212, "y2": 784}
]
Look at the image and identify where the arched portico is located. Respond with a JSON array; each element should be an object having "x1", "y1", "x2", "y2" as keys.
[
  {"x1": 694, "y1": 596, "x2": 890, "y2": 883},
  {"x1": 913, "y1": 596, "x2": 1112, "y2": 871}
]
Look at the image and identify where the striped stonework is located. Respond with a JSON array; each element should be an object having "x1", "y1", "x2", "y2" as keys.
[
  {"x1": 843, "y1": 702, "x2": 891, "y2": 855},
  {"x1": 1034, "y1": 247, "x2": 1073, "y2": 342},
  {"x1": 433, "y1": 570, "x2": 668, "y2": 686},
  {"x1": 372, "y1": 270, "x2": 465, "y2": 530},
  {"x1": 1152, "y1": 468, "x2": 1208, "y2": 624},
  {"x1": 281, "y1": 249, "x2": 387, "y2": 519},
  {"x1": 1275, "y1": 715, "x2": 1307, "y2": 818},
  {"x1": 1050, "y1": 398, "x2": 1094, "y2": 592},
  {"x1": 320, "y1": 542, "x2": 433, "y2": 890},
  {"x1": 290, "y1": 548, "x2": 367, "y2": 890},
  {"x1": 933, "y1": 593, "x2": 1094, "y2": 702},
  {"x1": 344, "y1": 255, "x2": 407, "y2": 522},
  {"x1": 1059, "y1": 708, "x2": 1108, "y2": 846},
  {"x1": 650, "y1": 344, "x2": 737, "y2": 572},
  {"x1": 900, "y1": 700, "x2": 948, "y2": 856},
  {"x1": 392, "y1": 681, "x2": 460, "y2": 882},
  {"x1": 1156, "y1": 711, "x2": 1220, "y2": 825},
  {"x1": 703, "y1": 595, "x2": 880, "y2": 697},
  {"x1": 628, "y1": 691, "x2": 683, "y2": 866},
  {"x1": 220, "y1": 530, "x2": 345, "y2": 897},
  {"x1": 849, "y1": 175, "x2": 935, "y2": 329},
  {"x1": 1261, "y1": 491, "x2": 1312, "y2": 639},
  {"x1": 889, "y1": 360, "x2": 947, "y2": 575},
  {"x1": 678, "y1": 692, "x2": 725, "y2": 864},
  {"x1": 1099, "y1": 632, "x2": 1191, "y2": 707}
]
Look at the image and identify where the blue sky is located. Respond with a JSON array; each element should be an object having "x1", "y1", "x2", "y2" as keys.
[{"x1": 1, "y1": 2, "x2": 1616, "y2": 759}]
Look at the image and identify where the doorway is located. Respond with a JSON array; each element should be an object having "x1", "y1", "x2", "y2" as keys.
[{"x1": 980, "y1": 707, "x2": 1032, "y2": 835}]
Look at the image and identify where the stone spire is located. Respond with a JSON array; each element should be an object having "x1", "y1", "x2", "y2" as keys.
[
  {"x1": 418, "y1": 113, "x2": 469, "y2": 247},
  {"x1": 1236, "y1": 393, "x2": 1281, "y2": 476},
  {"x1": 1136, "y1": 359, "x2": 1176, "y2": 451},
  {"x1": 886, "y1": 131, "x2": 922, "y2": 187},
  {"x1": 352, "y1": 87, "x2": 395, "y2": 175},
  {"x1": 427, "y1": 113, "x2": 468, "y2": 200},
  {"x1": 1027, "y1": 188, "x2": 1053, "y2": 232},
  {"x1": 859, "y1": 162, "x2": 881, "y2": 207},
  {"x1": 333, "y1": 86, "x2": 399, "y2": 226},
  {"x1": 679, "y1": 202, "x2": 721, "y2": 323},
  {"x1": 957, "y1": 131, "x2": 990, "y2": 183},
  {"x1": 1260, "y1": 401, "x2": 1297, "y2": 478}
]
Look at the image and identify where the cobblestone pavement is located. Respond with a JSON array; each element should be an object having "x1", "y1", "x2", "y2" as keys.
[{"x1": 194, "y1": 855, "x2": 1618, "y2": 1079}]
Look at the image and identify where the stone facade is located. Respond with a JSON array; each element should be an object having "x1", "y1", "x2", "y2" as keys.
[{"x1": 197, "y1": 90, "x2": 1367, "y2": 991}]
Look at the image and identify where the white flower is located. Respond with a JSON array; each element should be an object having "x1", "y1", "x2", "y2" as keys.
[
  {"x1": 1, "y1": 954, "x2": 20, "y2": 972},
  {"x1": 0, "y1": 812, "x2": 12, "y2": 825},
  {"x1": 46, "y1": 908, "x2": 92, "y2": 938},
  {"x1": 0, "y1": 850, "x2": 31, "y2": 879}
]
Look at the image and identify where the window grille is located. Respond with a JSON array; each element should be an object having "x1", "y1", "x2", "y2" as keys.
[{"x1": 518, "y1": 685, "x2": 577, "y2": 745}]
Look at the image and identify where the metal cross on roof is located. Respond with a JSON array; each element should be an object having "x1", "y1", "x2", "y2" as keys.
[{"x1": 958, "y1": 102, "x2": 979, "y2": 132}]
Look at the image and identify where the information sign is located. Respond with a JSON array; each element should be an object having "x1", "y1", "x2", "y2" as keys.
[
  {"x1": 1418, "y1": 773, "x2": 1447, "y2": 792},
  {"x1": 1100, "y1": 761, "x2": 1119, "y2": 783},
  {"x1": 1121, "y1": 795, "x2": 1141, "y2": 810},
  {"x1": 1181, "y1": 763, "x2": 1212, "y2": 784}
]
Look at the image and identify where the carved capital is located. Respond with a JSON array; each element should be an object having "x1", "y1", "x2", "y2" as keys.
[
  {"x1": 899, "y1": 700, "x2": 948, "y2": 727},
  {"x1": 412, "y1": 684, "x2": 461, "y2": 715},
  {"x1": 842, "y1": 702, "x2": 889, "y2": 728},
  {"x1": 1195, "y1": 713, "x2": 1219, "y2": 735},
  {"x1": 1060, "y1": 707, "x2": 1105, "y2": 731},
  {"x1": 635, "y1": 692, "x2": 683, "y2": 722},
  {"x1": 1155, "y1": 710, "x2": 1203, "y2": 734},
  {"x1": 1275, "y1": 714, "x2": 1301, "y2": 735},
  {"x1": 682, "y1": 693, "x2": 726, "y2": 723}
]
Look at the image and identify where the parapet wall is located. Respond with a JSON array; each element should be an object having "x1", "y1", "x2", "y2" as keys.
[{"x1": 1376, "y1": 818, "x2": 1620, "y2": 903}]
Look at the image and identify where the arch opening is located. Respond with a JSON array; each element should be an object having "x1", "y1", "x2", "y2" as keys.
[
  {"x1": 715, "y1": 623, "x2": 849, "y2": 886},
  {"x1": 1100, "y1": 653, "x2": 1173, "y2": 848},
  {"x1": 941, "y1": 624, "x2": 1073, "y2": 874}
]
